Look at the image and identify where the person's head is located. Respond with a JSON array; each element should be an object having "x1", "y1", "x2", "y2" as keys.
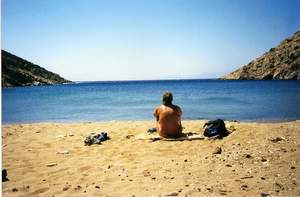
[{"x1": 162, "y1": 91, "x2": 173, "y2": 106}]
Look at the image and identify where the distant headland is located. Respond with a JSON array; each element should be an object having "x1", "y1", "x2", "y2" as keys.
[
  {"x1": 1, "y1": 50, "x2": 72, "y2": 87},
  {"x1": 221, "y1": 31, "x2": 300, "y2": 80}
]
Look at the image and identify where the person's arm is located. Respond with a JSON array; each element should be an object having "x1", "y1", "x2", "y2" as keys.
[
  {"x1": 153, "y1": 108, "x2": 159, "y2": 122},
  {"x1": 177, "y1": 106, "x2": 183, "y2": 130},
  {"x1": 175, "y1": 105, "x2": 182, "y2": 117},
  {"x1": 178, "y1": 107, "x2": 182, "y2": 116}
]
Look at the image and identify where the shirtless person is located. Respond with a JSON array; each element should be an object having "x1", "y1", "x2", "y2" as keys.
[{"x1": 153, "y1": 91, "x2": 183, "y2": 138}]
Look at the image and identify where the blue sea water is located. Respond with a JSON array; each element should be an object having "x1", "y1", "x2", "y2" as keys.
[{"x1": 2, "y1": 79, "x2": 300, "y2": 124}]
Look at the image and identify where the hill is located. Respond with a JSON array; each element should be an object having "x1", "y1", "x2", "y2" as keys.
[
  {"x1": 2, "y1": 50, "x2": 71, "y2": 87},
  {"x1": 222, "y1": 31, "x2": 300, "y2": 80}
]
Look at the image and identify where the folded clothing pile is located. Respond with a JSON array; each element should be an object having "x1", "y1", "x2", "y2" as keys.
[
  {"x1": 84, "y1": 132, "x2": 109, "y2": 145},
  {"x1": 147, "y1": 127, "x2": 157, "y2": 133},
  {"x1": 203, "y1": 119, "x2": 229, "y2": 138}
]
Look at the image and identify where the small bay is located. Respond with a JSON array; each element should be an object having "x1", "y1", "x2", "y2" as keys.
[{"x1": 3, "y1": 79, "x2": 300, "y2": 124}]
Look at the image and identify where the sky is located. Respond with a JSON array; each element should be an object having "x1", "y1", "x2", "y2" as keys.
[{"x1": 2, "y1": 0, "x2": 300, "y2": 81}]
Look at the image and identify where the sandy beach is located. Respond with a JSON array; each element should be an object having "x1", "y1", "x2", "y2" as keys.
[{"x1": 2, "y1": 120, "x2": 300, "y2": 196}]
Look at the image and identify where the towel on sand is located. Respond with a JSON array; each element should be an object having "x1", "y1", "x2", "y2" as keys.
[{"x1": 134, "y1": 132, "x2": 204, "y2": 141}]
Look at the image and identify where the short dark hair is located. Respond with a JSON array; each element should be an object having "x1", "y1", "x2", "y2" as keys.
[{"x1": 162, "y1": 91, "x2": 173, "y2": 105}]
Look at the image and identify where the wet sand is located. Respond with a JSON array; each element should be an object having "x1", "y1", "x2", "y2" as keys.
[{"x1": 2, "y1": 120, "x2": 300, "y2": 196}]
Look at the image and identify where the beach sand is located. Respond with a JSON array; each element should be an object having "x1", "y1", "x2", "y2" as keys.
[{"x1": 2, "y1": 120, "x2": 300, "y2": 196}]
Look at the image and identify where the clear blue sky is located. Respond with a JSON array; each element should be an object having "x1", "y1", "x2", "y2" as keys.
[{"x1": 2, "y1": 0, "x2": 300, "y2": 81}]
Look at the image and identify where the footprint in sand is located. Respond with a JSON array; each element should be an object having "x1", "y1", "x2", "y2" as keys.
[
  {"x1": 49, "y1": 167, "x2": 69, "y2": 174},
  {"x1": 30, "y1": 187, "x2": 49, "y2": 195},
  {"x1": 78, "y1": 166, "x2": 93, "y2": 172},
  {"x1": 43, "y1": 143, "x2": 52, "y2": 148}
]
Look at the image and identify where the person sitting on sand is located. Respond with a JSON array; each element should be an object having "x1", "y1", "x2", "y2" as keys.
[{"x1": 154, "y1": 91, "x2": 183, "y2": 138}]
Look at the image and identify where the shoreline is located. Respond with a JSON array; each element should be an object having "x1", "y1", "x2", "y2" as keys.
[
  {"x1": 3, "y1": 118, "x2": 300, "y2": 126},
  {"x1": 2, "y1": 120, "x2": 300, "y2": 196}
]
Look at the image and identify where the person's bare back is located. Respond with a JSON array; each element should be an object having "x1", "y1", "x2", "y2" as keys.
[{"x1": 153, "y1": 92, "x2": 183, "y2": 138}]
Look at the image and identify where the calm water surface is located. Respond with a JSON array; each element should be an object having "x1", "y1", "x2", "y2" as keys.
[{"x1": 2, "y1": 80, "x2": 300, "y2": 124}]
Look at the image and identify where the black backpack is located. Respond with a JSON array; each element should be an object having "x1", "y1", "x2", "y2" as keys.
[{"x1": 203, "y1": 119, "x2": 228, "y2": 138}]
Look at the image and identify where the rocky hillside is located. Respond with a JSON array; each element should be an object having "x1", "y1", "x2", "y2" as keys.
[
  {"x1": 222, "y1": 31, "x2": 300, "y2": 80},
  {"x1": 2, "y1": 50, "x2": 71, "y2": 87}
]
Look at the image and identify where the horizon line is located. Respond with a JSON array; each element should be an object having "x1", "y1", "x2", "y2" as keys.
[{"x1": 72, "y1": 78, "x2": 220, "y2": 83}]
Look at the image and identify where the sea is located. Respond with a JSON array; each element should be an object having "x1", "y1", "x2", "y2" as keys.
[{"x1": 2, "y1": 79, "x2": 300, "y2": 124}]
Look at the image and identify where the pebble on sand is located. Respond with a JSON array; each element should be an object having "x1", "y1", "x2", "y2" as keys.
[
  {"x1": 213, "y1": 147, "x2": 222, "y2": 154},
  {"x1": 245, "y1": 154, "x2": 251, "y2": 158},
  {"x1": 56, "y1": 150, "x2": 69, "y2": 154},
  {"x1": 46, "y1": 162, "x2": 57, "y2": 167},
  {"x1": 261, "y1": 193, "x2": 271, "y2": 197},
  {"x1": 241, "y1": 184, "x2": 248, "y2": 190},
  {"x1": 261, "y1": 158, "x2": 267, "y2": 162},
  {"x1": 270, "y1": 137, "x2": 284, "y2": 143},
  {"x1": 165, "y1": 192, "x2": 179, "y2": 196},
  {"x1": 63, "y1": 186, "x2": 69, "y2": 191},
  {"x1": 56, "y1": 135, "x2": 65, "y2": 138}
]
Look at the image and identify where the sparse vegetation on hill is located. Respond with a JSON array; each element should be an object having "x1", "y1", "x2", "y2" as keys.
[
  {"x1": 222, "y1": 31, "x2": 300, "y2": 80},
  {"x1": 2, "y1": 50, "x2": 71, "y2": 87}
]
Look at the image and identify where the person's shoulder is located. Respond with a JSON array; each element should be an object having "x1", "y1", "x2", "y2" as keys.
[
  {"x1": 172, "y1": 105, "x2": 182, "y2": 113},
  {"x1": 154, "y1": 105, "x2": 163, "y2": 113},
  {"x1": 154, "y1": 105, "x2": 164, "y2": 116},
  {"x1": 172, "y1": 104, "x2": 182, "y2": 110},
  {"x1": 155, "y1": 105, "x2": 164, "y2": 110}
]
